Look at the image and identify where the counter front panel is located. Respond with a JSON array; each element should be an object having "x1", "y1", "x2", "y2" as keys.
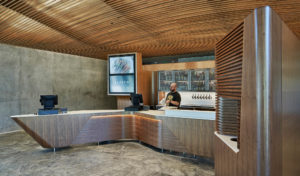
[{"x1": 11, "y1": 110, "x2": 215, "y2": 158}]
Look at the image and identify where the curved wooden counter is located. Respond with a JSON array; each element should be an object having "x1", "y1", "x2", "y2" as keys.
[{"x1": 11, "y1": 110, "x2": 215, "y2": 158}]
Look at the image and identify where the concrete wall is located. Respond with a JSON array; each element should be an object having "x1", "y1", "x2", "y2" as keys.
[{"x1": 0, "y1": 43, "x2": 117, "y2": 133}]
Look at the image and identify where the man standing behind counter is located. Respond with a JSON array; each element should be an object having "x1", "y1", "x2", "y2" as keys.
[{"x1": 166, "y1": 83, "x2": 181, "y2": 108}]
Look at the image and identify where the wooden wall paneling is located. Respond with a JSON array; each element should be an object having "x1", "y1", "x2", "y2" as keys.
[
  {"x1": 116, "y1": 96, "x2": 131, "y2": 109},
  {"x1": 158, "y1": 91, "x2": 166, "y2": 103},
  {"x1": 143, "y1": 60, "x2": 215, "y2": 72},
  {"x1": 268, "y1": 8, "x2": 283, "y2": 176},
  {"x1": 138, "y1": 70, "x2": 152, "y2": 105},
  {"x1": 238, "y1": 10, "x2": 258, "y2": 176},
  {"x1": 214, "y1": 134, "x2": 238, "y2": 176},
  {"x1": 135, "y1": 115, "x2": 162, "y2": 148},
  {"x1": 281, "y1": 19, "x2": 300, "y2": 176},
  {"x1": 240, "y1": 7, "x2": 283, "y2": 176},
  {"x1": 214, "y1": 6, "x2": 300, "y2": 176},
  {"x1": 215, "y1": 6, "x2": 291, "y2": 176},
  {"x1": 12, "y1": 118, "x2": 52, "y2": 148},
  {"x1": 161, "y1": 117, "x2": 189, "y2": 153},
  {"x1": 73, "y1": 115, "x2": 124, "y2": 144},
  {"x1": 215, "y1": 20, "x2": 243, "y2": 148},
  {"x1": 12, "y1": 115, "x2": 92, "y2": 148},
  {"x1": 13, "y1": 112, "x2": 215, "y2": 158},
  {"x1": 136, "y1": 52, "x2": 143, "y2": 95},
  {"x1": 151, "y1": 71, "x2": 158, "y2": 106},
  {"x1": 161, "y1": 117, "x2": 214, "y2": 157},
  {"x1": 72, "y1": 115, "x2": 138, "y2": 144}
]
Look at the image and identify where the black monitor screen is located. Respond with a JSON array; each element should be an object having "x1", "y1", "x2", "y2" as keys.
[
  {"x1": 130, "y1": 93, "x2": 143, "y2": 106},
  {"x1": 40, "y1": 95, "x2": 58, "y2": 109}
]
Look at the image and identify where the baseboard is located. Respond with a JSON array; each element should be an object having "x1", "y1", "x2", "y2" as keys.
[{"x1": 0, "y1": 130, "x2": 23, "y2": 135}]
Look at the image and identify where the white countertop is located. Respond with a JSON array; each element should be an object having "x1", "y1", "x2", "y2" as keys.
[
  {"x1": 11, "y1": 109, "x2": 215, "y2": 120},
  {"x1": 215, "y1": 132, "x2": 239, "y2": 153},
  {"x1": 165, "y1": 109, "x2": 215, "y2": 120},
  {"x1": 11, "y1": 109, "x2": 124, "y2": 118},
  {"x1": 139, "y1": 109, "x2": 215, "y2": 120}
]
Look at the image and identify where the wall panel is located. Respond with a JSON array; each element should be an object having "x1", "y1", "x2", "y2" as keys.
[{"x1": 0, "y1": 44, "x2": 117, "y2": 133}]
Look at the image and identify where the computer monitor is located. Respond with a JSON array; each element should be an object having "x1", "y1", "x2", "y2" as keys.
[
  {"x1": 40, "y1": 95, "x2": 58, "y2": 110},
  {"x1": 130, "y1": 93, "x2": 143, "y2": 106}
]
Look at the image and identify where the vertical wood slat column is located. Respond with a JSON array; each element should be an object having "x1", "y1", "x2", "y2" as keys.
[
  {"x1": 215, "y1": 6, "x2": 299, "y2": 176},
  {"x1": 215, "y1": 22, "x2": 244, "y2": 148}
]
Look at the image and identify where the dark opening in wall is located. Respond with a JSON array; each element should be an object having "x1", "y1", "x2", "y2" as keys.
[{"x1": 142, "y1": 51, "x2": 215, "y2": 65}]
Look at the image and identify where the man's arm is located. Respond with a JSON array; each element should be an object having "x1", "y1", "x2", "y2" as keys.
[
  {"x1": 170, "y1": 100, "x2": 179, "y2": 106},
  {"x1": 172, "y1": 93, "x2": 181, "y2": 106},
  {"x1": 165, "y1": 93, "x2": 170, "y2": 105}
]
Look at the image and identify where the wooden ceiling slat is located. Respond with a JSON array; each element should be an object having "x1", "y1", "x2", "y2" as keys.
[{"x1": 0, "y1": 0, "x2": 299, "y2": 59}]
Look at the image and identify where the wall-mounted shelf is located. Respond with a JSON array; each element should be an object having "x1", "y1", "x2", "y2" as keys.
[{"x1": 158, "y1": 68, "x2": 215, "y2": 92}]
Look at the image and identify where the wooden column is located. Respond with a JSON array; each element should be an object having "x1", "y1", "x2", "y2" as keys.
[
  {"x1": 281, "y1": 17, "x2": 300, "y2": 176},
  {"x1": 214, "y1": 6, "x2": 300, "y2": 176}
]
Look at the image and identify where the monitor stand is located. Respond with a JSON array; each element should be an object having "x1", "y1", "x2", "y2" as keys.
[
  {"x1": 38, "y1": 108, "x2": 68, "y2": 115},
  {"x1": 124, "y1": 105, "x2": 143, "y2": 111},
  {"x1": 38, "y1": 108, "x2": 59, "y2": 115}
]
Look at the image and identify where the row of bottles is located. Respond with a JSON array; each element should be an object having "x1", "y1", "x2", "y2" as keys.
[
  {"x1": 191, "y1": 81, "x2": 206, "y2": 91},
  {"x1": 176, "y1": 81, "x2": 188, "y2": 90},
  {"x1": 159, "y1": 69, "x2": 216, "y2": 92},
  {"x1": 159, "y1": 71, "x2": 173, "y2": 81},
  {"x1": 191, "y1": 70, "x2": 205, "y2": 81},
  {"x1": 159, "y1": 80, "x2": 173, "y2": 91},
  {"x1": 175, "y1": 71, "x2": 188, "y2": 81}
]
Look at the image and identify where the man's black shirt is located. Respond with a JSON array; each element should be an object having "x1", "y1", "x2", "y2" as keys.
[{"x1": 166, "y1": 91, "x2": 181, "y2": 107}]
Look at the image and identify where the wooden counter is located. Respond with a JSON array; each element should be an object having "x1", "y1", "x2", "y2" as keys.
[{"x1": 11, "y1": 110, "x2": 215, "y2": 158}]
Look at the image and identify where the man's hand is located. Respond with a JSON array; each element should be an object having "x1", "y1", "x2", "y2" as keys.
[
  {"x1": 166, "y1": 100, "x2": 170, "y2": 105},
  {"x1": 166, "y1": 100, "x2": 179, "y2": 106}
]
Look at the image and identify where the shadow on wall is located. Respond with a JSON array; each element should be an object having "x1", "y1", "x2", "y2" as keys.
[{"x1": 0, "y1": 43, "x2": 117, "y2": 133}]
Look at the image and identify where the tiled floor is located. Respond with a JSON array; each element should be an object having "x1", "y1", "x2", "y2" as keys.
[{"x1": 0, "y1": 131, "x2": 214, "y2": 176}]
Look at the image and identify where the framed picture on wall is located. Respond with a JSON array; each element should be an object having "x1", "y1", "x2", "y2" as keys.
[{"x1": 107, "y1": 53, "x2": 136, "y2": 95}]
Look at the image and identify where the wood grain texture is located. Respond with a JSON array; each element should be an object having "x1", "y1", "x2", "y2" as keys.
[
  {"x1": 116, "y1": 96, "x2": 131, "y2": 109},
  {"x1": 13, "y1": 118, "x2": 52, "y2": 148},
  {"x1": 238, "y1": 10, "x2": 257, "y2": 176},
  {"x1": 143, "y1": 61, "x2": 215, "y2": 72},
  {"x1": 215, "y1": 6, "x2": 299, "y2": 176},
  {"x1": 240, "y1": 7, "x2": 283, "y2": 176},
  {"x1": 152, "y1": 71, "x2": 158, "y2": 105},
  {"x1": 268, "y1": 8, "x2": 283, "y2": 176},
  {"x1": 161, "y1": 117, "x2": 215, "y2": 158},
  {"x1": 214, "y1": 134, "x2": 238, "y2": 176},
  {"x1": 135, "y1": 115, "x2": 162, "y2": 148},
  {"x1": 215, "y1": 21, "x2": 243, "y2": 145},
  {"x1": 0, "y1": 1, "x2": 299, "y2": 59},
  {"x1": 12, "y1": 111, "x2": 215, "y2": 158},
  {"x1": 281, "y1": 19, "x2": 300, "y2": 176},
  {"x1": 72, "y1": 115, "x2": 137, "y2": 145},
  {"x1": 12, "y1": 112, "x2": 120, "y2": 148}
]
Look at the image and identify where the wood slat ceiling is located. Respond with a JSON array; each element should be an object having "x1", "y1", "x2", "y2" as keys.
[{"x1": 0, "y1": 0, "x2": 300, "y2": 59}]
